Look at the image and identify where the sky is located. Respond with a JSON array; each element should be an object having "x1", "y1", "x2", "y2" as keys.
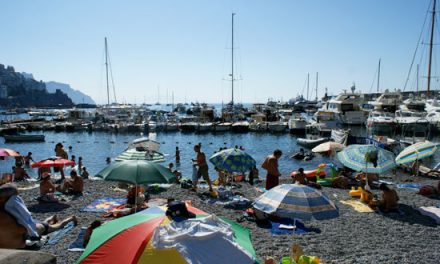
[{"x1": 0, "y1": 0, "x2": 437, "y2": 104}]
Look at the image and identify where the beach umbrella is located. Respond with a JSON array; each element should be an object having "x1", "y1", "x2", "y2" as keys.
[
  {"x1": 95, "y1": 160, "x2": 176, "y2": 185},
  {"x1": 209, "y1": 148, "x2": 256, "y2": 173},
  {"x1": 0, "y1": 148, "x2": 20, "y2": 157},
  {"x1": 337, "y1": 144, "x2": 395, "y2": 174},
  {"x1": 253, "y1": 183, "x2": 339, "y2": 221},
  {"x1": 395, "y1": 141, "x2": 439, "y2": 165},
  {"x1": 77, "y1": 206, "x2": 258, "y2": 264},
  {"x1": 31, "y1": 157, "x2": 75, "y2": 168},
  {"x1": 115, "y1": 148, "x2": 165, "y2": 163},
  {"x1": 312, "y1": 142, "x2": 344, "y2": 153}
]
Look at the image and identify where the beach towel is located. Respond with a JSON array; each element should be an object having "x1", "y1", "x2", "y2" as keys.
[
  {"x1": 68, "y1": 227, "x2": 87, "y2": 252},
  {"x1": 47, "y1": 221, "x2": 75, "y2": 245},
  {"x1": 255, "y1": 187, "x2": 267, "y2": 193},
  {"x1": 417, "y1": 206, "x2": 440, "y2": 224},
  {"x1": 270, "y1": 219, "x2": 308, "y2": 235},
  {"x1": 5, "y1": 195, "x2": 39, "y2": 237},
  {"x1": 339, "y1": 200, "x2": 374, "y2": 213},
  {"x1": 17, "y1": 184, "x2": 39, "y2": 191},
  {"x1": 396, "y1": 183, "x2": 422, "y2": 190},
  {"x1": 80, "y1": 198, "x2": 127, "y2": 213}
]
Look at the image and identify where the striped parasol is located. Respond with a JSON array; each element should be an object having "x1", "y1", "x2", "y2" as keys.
[
  {"x1": 209, "y1": 148, "x2": 256, "y2": 173},
  {"x1": 253, "y1": 184, "x2": 339, "y2": 221},
  {"x1": 337, "y1": 144, "x2": 396, "y2": 174},
  {"x1": 77, "y1": 206, "x2": 258, "y2": 264},
  {"x1": 115, "y1": 148, "x2": 165, "y2": 163},
  {"x1": 395, "y1": 141, "x2": 439, "y2": 165},
  {"x1": 0, "y1": 148, "x2": 20, "y2": 157}
]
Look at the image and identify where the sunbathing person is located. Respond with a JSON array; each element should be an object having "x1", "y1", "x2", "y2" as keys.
[
  {"x1": 60, "y1": 170, "x2": 84, "y2": 194},
  {"x1": 39, "y1": 173, "x2": 59, "y2": 196},
  {"x1": 378, "y1": 183, "x2": 399, "y2": 213},
  {"x1": 0, "y1": 184, "x2": 77, "y2": 247},
  {"x1": 83, "y1": 220, "x2": 102, "y2": 247}
]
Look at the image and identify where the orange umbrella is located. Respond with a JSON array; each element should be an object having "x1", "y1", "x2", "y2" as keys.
[{"x1": 31, "y1": 157, "x2": 75, "y2": 168}]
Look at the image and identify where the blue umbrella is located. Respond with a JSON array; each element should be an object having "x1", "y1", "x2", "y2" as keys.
[
  {"x1": 253, "y1": 184, "x2": 339, "y2": 221},
  {"x1": 337, "y1": 144, "x2": 396, "y2": 174},
  {"x1": 209, "y1": 148, "x2": 256, "y2": 173}
]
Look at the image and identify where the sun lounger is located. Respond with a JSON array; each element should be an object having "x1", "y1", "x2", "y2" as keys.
[{"x1": 68, "y1": 227, "x2": 87, "y2": 252}]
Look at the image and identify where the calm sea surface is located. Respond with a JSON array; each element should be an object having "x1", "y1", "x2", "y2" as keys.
[{"x1": 0, "y1": 131, "x2": 341, "y2": 180}]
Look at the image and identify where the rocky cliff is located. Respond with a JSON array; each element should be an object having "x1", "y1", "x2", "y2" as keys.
[
  {"x1": 45, "y1": 81, "x2": 95, "y2": 104},
  {"x1": 0, "y1": 64, "x2": 74, "y2": 108}
]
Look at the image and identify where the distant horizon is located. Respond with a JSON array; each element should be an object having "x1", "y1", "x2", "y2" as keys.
[{"x1": 1, "y1": 0, "x2": 438, "y2": 104}]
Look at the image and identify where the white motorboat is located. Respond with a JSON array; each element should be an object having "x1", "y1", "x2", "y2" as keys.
[
  {"x1": 268, "y1": 121, "x2": 286, "y2": 133},
  {"x1": 426, "y1": 109, "x2": 440, "y2": 131},
  {"x1": 231, "y1": 121, "x2": 249, "y2": 133},
  {"x1": 366, "y1": 111, "x2": 396, "y2": 135},
  {"x1": 288, "y1": 115, "x2": 307, "y2": 134},
  {"x1": 249, "y1": 122, "x2": 267, "y2": 132},
  {"x1": 326, "y1": 86, "x2": 368, "y2": 125},
  {"x1": 180, "y1": 122, "x2": 198, "y2": 132},
  {"x1": 164, "y1": 122, "x2": 179, "y2": 132},
  {"x1": 213, "y1": 122, "x2": 232, "y2": 132},
  {"x1": 197, "y1": 122, "x2": 213, "y2": 132},
  {"x1": 297, "y1": 137, "x2": 329, "y2": 148}
]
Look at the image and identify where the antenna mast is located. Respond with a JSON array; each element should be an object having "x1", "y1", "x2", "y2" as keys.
[
  {"x1": 427, "y1": 0, "x2": 436, "y2": 97},
  {"x1": 105, "y1": 37, "x2": 110, "y2": 106},
  {"x1": 231, "y1": 13, "x2": 235, "y2": 106}
]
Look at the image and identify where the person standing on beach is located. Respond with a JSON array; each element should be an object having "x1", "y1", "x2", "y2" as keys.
[
  {"x1": 262, "y1": 149, "x2": 282, "y2": 190},
  {"x1": 175, "y1": 147, "x2": 180, "y2": 164},
  {"x1": 192, "y1": 144, "x2": 213, "y2": 192},
  {"x1": 24, "y1": 152, "x2": 34, "y2": 167},
  {"x1": 54, "y1": 143, "x2": 68, "y2": 180}
]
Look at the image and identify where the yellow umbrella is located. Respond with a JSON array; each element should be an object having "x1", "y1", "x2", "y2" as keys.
[{"x1": 312, "y1": 142, "x2": 344, "y2": 153}]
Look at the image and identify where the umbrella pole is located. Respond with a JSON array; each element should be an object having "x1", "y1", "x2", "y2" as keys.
[{"x1": 135, "y1": 184, "x2": 138, "y2": 213}]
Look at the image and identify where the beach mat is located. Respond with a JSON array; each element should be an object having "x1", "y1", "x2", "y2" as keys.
[
  {"x1": 340, "y1": 200, "x2": 374, "y2": 213},
  {"x1": 47, "y1": 221, "x2": 75, "y2": 245},
  {"x1": 417, "y1": 206, "x2": 440, "y2": 224},
  {"x1": 80, "y1": 198, "x2": 127, "y2": 212},
  {"x1": 68, "y1": 227, "x2": 87, "y2": 252},
  {"x1": 396, "y1": 183, "x2": 422, "y2": 190},
  {"x1": 270, "y1": 219, "x2": 308, "y2": 235}
]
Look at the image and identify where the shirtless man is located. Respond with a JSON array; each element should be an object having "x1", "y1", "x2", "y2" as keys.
[
  {"x1": 60, "y1": 170, "x2": 83, "y2": 194},
  {"x1": 192, "y1": 144, "x2": 213, "y2": 192},
  {"x1": 39, "y1": 173, "x2": 59, "y2": 196},
  {"x1": 262, "y1": 149, "x2": 282, "y2": 190}
]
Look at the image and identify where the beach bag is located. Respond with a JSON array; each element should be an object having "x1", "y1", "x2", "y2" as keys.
[
  {"x1": 180, "y1": 180, "x2": 192, "y2": 189},
  {"x1": 166, "y1": 201, "x2": 195, "y2": 218},
  {"x1": 217, "y1": 187, "x2": 233, "y2": 200},
  {"x1": 418, "y1": 185, "x2": 437, "y2": 196}
]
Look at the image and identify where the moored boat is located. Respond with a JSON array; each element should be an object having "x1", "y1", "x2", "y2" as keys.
[{"x1": 4, "y1": 134, "x2": 45, "y2": 142}]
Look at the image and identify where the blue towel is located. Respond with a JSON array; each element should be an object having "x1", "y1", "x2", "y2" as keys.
[
  {"x1": 47, "y1": 221, "x2": 75, "y2": 245},
  {"x1": 80, "y1": 198, "x2": 127, "y2": 212},
  {"x1": 68, "y1": 227, "x2": 87, "y2": 251},
  {"x1": 396, "y1": 183, "x2": 422, "y2": 190},
  {"x1": 270, "y1": 219, "x2": 308, "y2": 235}
]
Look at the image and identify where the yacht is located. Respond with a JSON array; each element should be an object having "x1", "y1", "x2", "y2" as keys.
[
  {"x1": 197, "y1": 122, "x2": 213, "y2": 133},
  {"x1": 326, "y1": 86, "x2": 368, "y2": 125},
  {"x1": 426, "y1": 109, "x2": 440, "y2": 131},
  {"x1": 288, "y1": 114, "x2": 308, "y2": 134},
  {"x1": 213, "y1": 122, "x2": 232, "y2": 132},
  {"x1": 309, "y1": 103, "x2": 339, "y2": 136},
  {"x1": 394, "y1": 97, "x2": 427, "y2": 126},
  {"x1": 366, "y1": 91, "x2": 402, "y2": 134},
  {"x1": 231, "y1": 121, "x2": 250, "y2": 133},
  {"x1": 268, "y1": 121, "x2": 287, "y2": 133}
]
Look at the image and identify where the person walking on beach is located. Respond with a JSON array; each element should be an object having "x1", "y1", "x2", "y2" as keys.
[
  {"x1": 24, "y1": 152, "x2": 34, "y2": 167},
  {"x1": 262, "y1": 149, "x2": 282, "y2": 190},
  {"x1": 175, "y1": 146, "x2": 180, "y2": 164},
  {"x1": 192, "y1": 144, "x2": 213, "y2": 192}
]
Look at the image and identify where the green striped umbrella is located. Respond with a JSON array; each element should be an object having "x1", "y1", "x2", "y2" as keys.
[
  {"x1": 209, "y1": 148, "x2": 256, "y2": 173},
  {"x1": 115, "y1": 149, "x2": 165, "y2": 163},
  {"x1": 337, "y1": 144, "x2": 396, "y2": 174},
  {"x1": 95, "y1": 160, "x2": 176, "y2": 185},
  {"x1": 395, "y1": 141, "x2": 439, "y2": 164}
]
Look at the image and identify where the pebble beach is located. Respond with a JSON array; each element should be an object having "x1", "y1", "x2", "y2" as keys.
[{"x1": 15, "y1": 172, "x2": 440, "y2": 264}]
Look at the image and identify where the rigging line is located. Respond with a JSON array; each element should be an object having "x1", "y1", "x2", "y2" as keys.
[
  {"x1": 403, "y1": 0, "x2": 431, "y2": 91},
  {"x1": 301, "y1": 75, "x2": 307, "y2": 97},
  {"x1": 107, "y1": 48, "x2": 117, "y2": 104},
  {"x1": 369, "y1": 63, "x2": 378, "y2": 93}
]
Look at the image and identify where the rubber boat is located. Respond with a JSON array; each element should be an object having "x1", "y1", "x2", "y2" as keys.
[{"x1": 296, "y1": 137, "x2": 329, "y2": 148}]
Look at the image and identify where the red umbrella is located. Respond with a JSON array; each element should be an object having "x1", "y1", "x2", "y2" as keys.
[
  {"x1": 31, "y1": 157, "x2": 75, "y2": 168},
  {"x1": 0, "y1": 148, "x2": 20, "y2": 157}
]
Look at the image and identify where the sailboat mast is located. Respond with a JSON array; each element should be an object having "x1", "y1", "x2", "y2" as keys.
[
  {"x1": 315, "y1": 72, "x2": 318, "y2": 101},
  {"x1": 417, "y1": 64, "x2": 420, "y2": 93},
  {"x1": 307, "y1": 73, "x2": 310, "y2": 101},
  {"x1": 427, "y1": 0, "x2": 436, "y2": 97},
  {"x1": 377, "y1": 58, "x2": 381, "y2": 93},
  {"x1": 231, "y1": 13, "x2": 235, "y2": 106},
  {"x1": 105, "y1": 37, "x2": 110, "y2": 106}
]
